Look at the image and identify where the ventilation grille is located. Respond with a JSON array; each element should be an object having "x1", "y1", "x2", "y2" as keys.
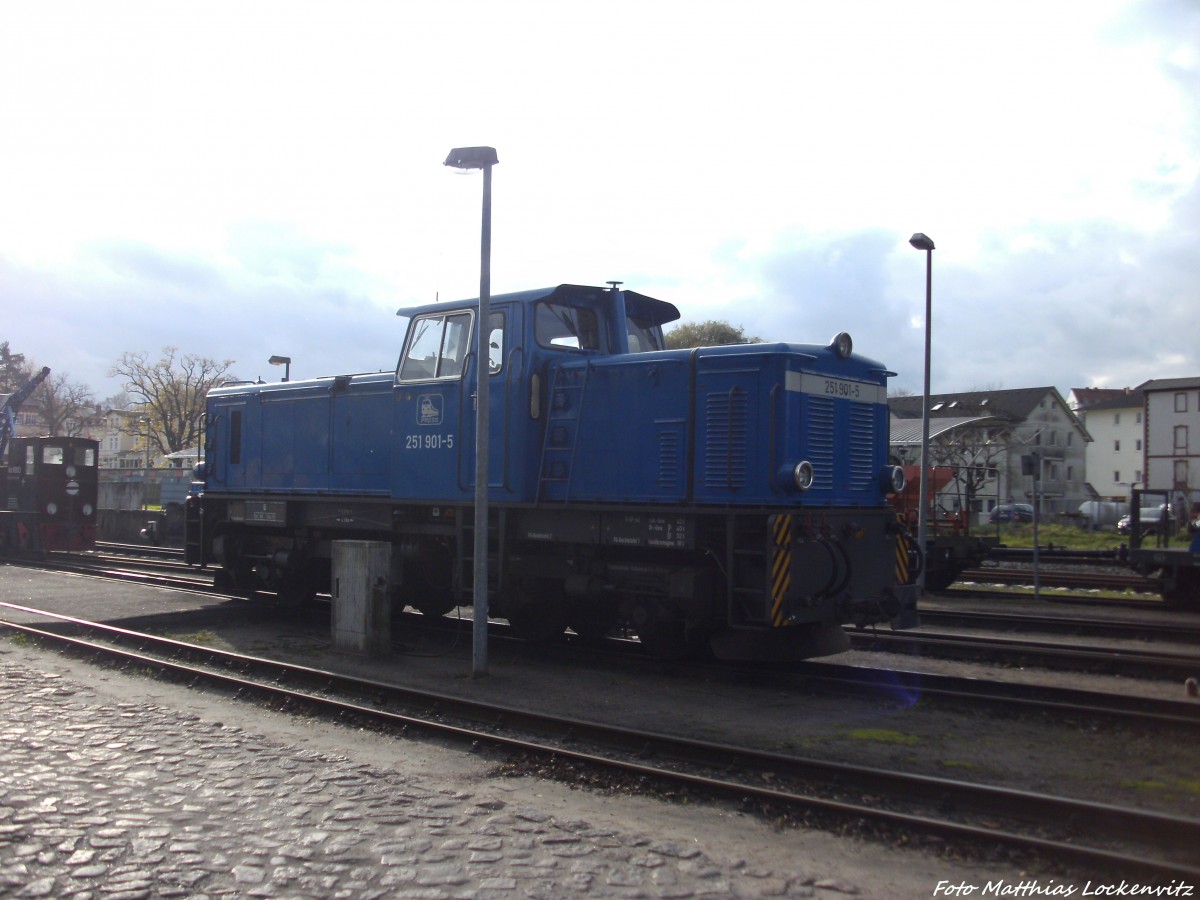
[
  {"x1": 806, "y1": 398, "x2": 835, "y2": 490},
  {"x1": 703, "y1": 389, "x2": 748, "y2": 490},
  {"x1": 657, "y1": 429, "x2": 681, "y2": 488},
  {"x1": 848, "y1": 402, "x2": 875, "y2": 491}
]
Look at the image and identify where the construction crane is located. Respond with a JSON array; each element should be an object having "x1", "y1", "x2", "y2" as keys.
[{"x1": 0, "y1": 367, "x2": 51, "y2": 459}]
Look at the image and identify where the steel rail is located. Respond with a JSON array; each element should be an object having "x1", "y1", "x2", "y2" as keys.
[
  {"x1": 849, "y1": 628, "x2": 1200, "y2": 680},
  {"x1": 1, "y1": 603, "x2": 1198, "y2": 879},
  {"x1": 959, "y1": 567, "x2": 1153, "y2": 591},
  {"x1": 918, "y1": 607, "x2": 1200, "y2": 643}
]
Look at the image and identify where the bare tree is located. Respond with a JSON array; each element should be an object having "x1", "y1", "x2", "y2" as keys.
[
  {"x1": 32, "y1": 370, "x2": 97, "y2": 436},
  {"x1": 928, "y1": 423, "x2": 1011, "y2": 515},
  {"x1": 110, "y1": 347, "x2": 236, "y2": 457}
]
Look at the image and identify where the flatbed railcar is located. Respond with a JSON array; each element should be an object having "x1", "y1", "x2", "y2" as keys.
[
  {"x1": 185, "y1": 283, "x2": 918, "y2": 659},
  {"x1": 889, "y1": 464, "x2": 997, "y2": 591},
  {"x1": 0, "y1": 435, "x2": 99, "y2": 554},
  {"x1": 1126, "y1": 489, "x2": 1200, "y2": 609}
]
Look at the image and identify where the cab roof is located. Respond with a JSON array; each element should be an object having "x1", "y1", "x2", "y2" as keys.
[{"x1": 396, "y1": 283, "x2": 681, "y2": 327}]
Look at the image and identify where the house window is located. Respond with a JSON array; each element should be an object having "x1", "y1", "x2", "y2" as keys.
[
  {"x1": 1067, "y1": 465, "x2": 1073, "y2": 481},
  {"x1": 1136, "y1": 439, "x2": 1142, "y2": 451},
  {"x1": 1113, "y1": 413, "x2": 1120, "y2": 425},
  {"x1": 1176, "y1": 460, "x2": 1190, "y2": 485},
  {"x1": 1176, "y1": 392, "x2": 1188, "y2": 413},
  {"x1": 1135, "y1": 469, "x2": 1142, "y2": 482},
  {"x1": 1137, "y1": 412, "x2": 1143, "y2": 424},
  {"x1": 1049, "y1": 431, "x2": 1057, "y2": 446},
  {"x1": 1176, "y1": 425, "x2": 1189, "y2": 452},
  {"x1": 1113, "y1": 470, "x2": 1120, "y2": 483},
  {"x1": 1114, "y1": 440, "x2": 1120, "y2": 452},
  {"x1": 1067, "y1": 433, "x2": 1073, "y2": 447}
]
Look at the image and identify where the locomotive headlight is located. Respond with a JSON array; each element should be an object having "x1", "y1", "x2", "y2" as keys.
[
  {"x1": 879, "y1": 465, "x2": 906, "y2": 494},
  {"x1": 46, "y1": 502, "x2": 58, "y2": 516},
  {"x1": 793, "y1": 460, "x2": 815, "y2": 491},
  {"x1": 830, "y1": 332, "x2": 853, "y2": 359}
]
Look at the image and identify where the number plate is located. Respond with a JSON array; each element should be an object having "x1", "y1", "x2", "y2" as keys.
[{"x1": 786, "y1": 372, "x2": 885, "y2": 404}]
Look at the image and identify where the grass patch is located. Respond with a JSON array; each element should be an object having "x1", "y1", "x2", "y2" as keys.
[
  {"x1": 989, "y1": 523, "x2": 1192, "y2": 550},
  {"x1": 1121, "y1": 777, "x2": 1200, "y2": 796},
  {"x1": 841, "y1": 728, "x2": 920, "y2": 746},
  {"x1": 168, "y1": 630, "x2": 217, "y2": 645}
]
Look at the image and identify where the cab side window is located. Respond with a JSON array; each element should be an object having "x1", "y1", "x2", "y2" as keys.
[
  {"x1": 399, "y1": 312, "x2": 474, "y2": 381},
  {"x1": 536, "y1": 302, "x2": 602, "y2": 351},
  {"x1": 488, "y1": 311, "x2": 505, "y2": 373}
]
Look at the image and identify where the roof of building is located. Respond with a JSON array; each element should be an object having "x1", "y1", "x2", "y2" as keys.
[
  {"x1": 1141, "y1": 376, "x2": 1200, "y2": 392},
  {"x1": 889, "y1": 415, "x2": 1004, "y2": 446},
  {"x1": 1073, "y1": 388, "x2": 1144, "y2": 412},
  {"x1": 1069, "y1": 387, "x2": 1140, "y2": 410},
  {"x1": 889, "y1": 386, "x2": 1063, "y2": 422}
]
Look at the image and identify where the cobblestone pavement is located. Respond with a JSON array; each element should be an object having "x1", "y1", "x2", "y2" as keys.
[{"x1": 0, "y1": 655, "x2": 913, "y2": 899}]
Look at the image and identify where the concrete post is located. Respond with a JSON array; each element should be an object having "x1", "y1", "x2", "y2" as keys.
[{"x1": 332, "y1": 540, "x2": 392, "y2": 656}]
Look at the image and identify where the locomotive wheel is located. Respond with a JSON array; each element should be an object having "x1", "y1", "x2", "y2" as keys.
[
  {"x1": 404, "y1": 541, "x2": 456, "y2": 617},
  {"x1": 506, "y1": 578, "x2": 568, "y2": 643},
  {"x1": 567, "y1": 600, "x2": 620, "y2": 642},
  {"x1": 413, "y1": 592, "x2": 457, "y2": 618},
  {"x1": 923, "y1": 567, "x2": 958, "y2": 592},
  {"x1": 635, "y1": 618, "x2": 698, "y2": 660},
  {"x1": 1162, "y1": 570, "x2": 1200, "y2": 610},
  {"x1": 275, "y1": 569, "x2": 318, "y2": 606}
]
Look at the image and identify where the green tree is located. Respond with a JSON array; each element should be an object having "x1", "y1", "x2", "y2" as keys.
[
  {"x1": 664, "y1": 320, "x2": 761, "y2": 350},
  {"x1": 0, "y1": 341, "x2": 31, "y2": 393},
  {"x1": 110, "y1": 347, "x2": 236, "y2": 457}
]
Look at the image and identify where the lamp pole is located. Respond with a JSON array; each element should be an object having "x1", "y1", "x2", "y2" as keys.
[
  {"x1": 142, "y1": 417, "x2": 152, "y2": 511},
  {"x1": 909, "y1": 233, "x2": 935, "y2": 592},
  {"x1": 444, "y1": 146, "x2": 498, "y2": 677}
]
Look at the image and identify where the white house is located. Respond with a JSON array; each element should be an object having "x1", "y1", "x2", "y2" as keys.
[
  {"x1": 1070, "y1": 387, "x2": 1145, "y2": 501},
  {"x1": 1142, "y1": 377, "x2": 1200, "y2": 517},
  {"x1": 890, "y1": 386, "x2": 1092, "y2": 520}
]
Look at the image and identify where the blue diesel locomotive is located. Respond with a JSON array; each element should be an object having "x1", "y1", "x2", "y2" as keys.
[{"x1": 185, "y1": 283, "x2": 917, "y2": 659}]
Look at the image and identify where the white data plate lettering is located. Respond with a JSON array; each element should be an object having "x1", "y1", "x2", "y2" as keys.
[{"x1": 786, "y1": 372, "x2": 886, "y2": 404}]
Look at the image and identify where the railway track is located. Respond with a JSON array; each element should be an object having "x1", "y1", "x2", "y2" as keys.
[
  {"x1": 2, "y1": 601, "x2": 1197, "y2": 879},
  {"x1": 15, "y1": 553, "x2": 1200, "y2": 686},
  {"x1": 848, "y1": 627, "x2": 1200, "y2": 680},
  {"x1": 918, "y1": 605, "x2": 1200, "y2": 643},
  {"x1": 957, "y1": 566, "x2": 1156, "y2": 592}
]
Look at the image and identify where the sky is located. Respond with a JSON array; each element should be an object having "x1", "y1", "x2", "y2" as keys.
[{"x1": 1, "y1": 0, "x2": 1197, "y2": 403}]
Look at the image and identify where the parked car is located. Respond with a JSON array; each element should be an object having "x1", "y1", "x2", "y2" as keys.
[
  {"x1": 989, "y1": 503, "x2": 1034, "y2": 523},
  {"x1": 1117, "y1": 505, "x2": 1168, "y2": 536}
]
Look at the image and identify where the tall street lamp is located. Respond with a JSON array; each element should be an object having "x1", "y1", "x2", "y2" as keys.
[
  {"x1": 444, "y1": 145, "x2": 498, "y2": 677},
  {"x1": 268, "y1": 355, "x2": 292, "y2": 382},
  {"x1": 141, "y1": 417, "x2": 152, "y2": 511},
  {"x1": 909, "y1": 232, "x2": 935, "y2": 592}
]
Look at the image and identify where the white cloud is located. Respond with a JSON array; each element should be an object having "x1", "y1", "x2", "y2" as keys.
[{"x1": 0, "y1": 0, "x2": 1196, "y2": 400}]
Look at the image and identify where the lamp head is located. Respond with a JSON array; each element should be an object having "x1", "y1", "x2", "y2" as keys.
[
  {"x1": 444, "y1": 147, "x2": 499, "y2": 169},
  {"x1": 909, "y1": 233, "x2": 935, "y2": 251}
]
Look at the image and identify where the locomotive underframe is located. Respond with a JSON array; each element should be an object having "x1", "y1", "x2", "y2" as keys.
[{"x1": 187, "y1": 491, "x2": 914, "y2": 659}]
